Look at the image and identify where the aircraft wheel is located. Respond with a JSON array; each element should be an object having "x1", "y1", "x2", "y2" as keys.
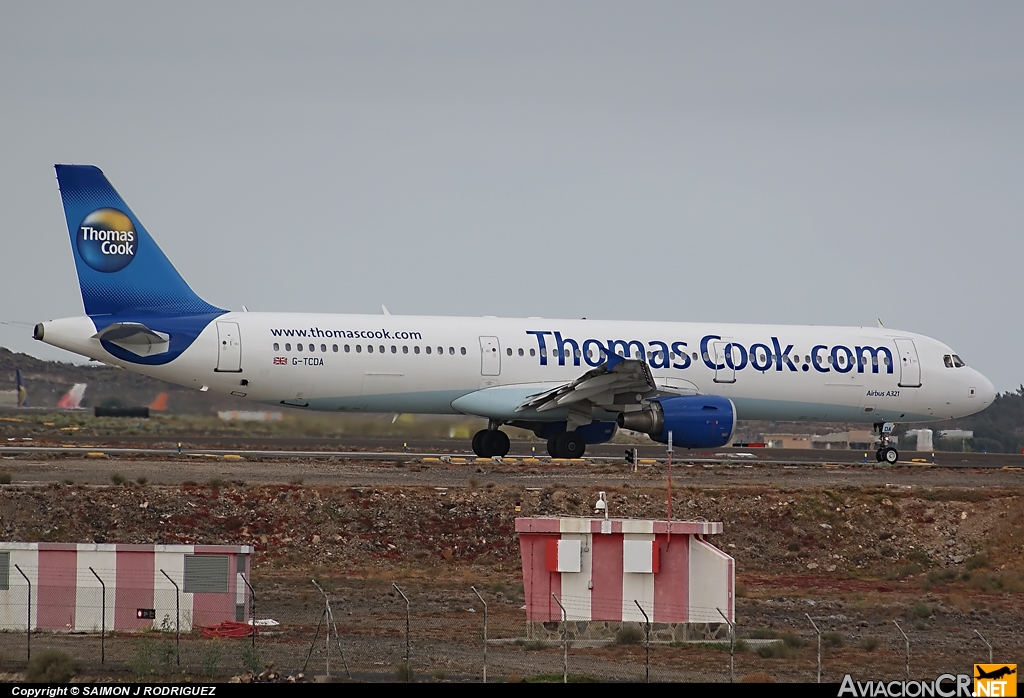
[
  {"x1": 485, "y1": 430, "x2": 510, "y2": 457},
  {"x1": 875, "y1": 449, "x2": 883, "y2": 462},
  {"x1": 883, "y1": 447, "x2": 899, "y2": 464},
  {"x1": 547, "y1": 436, "x2": 560, "y2": 458},
  {"x1": 556, "y1": 431, "x2": 586, "y2": 459},
  {"x1": 472, "y1": 430, "x2": 489, "y2": 457}
]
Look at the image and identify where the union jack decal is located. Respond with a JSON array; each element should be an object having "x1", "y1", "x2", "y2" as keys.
[{"x1": 273, "y1": 356, "x2": 287, "y2": 365}]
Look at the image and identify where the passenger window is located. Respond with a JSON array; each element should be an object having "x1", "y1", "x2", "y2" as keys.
[
  {"x1": 391, "y1": 345, "x2": 397, "y2": 353},
  {"x1": 827, "y1": 356, "x2": 832, "y2": 364},
  {"x1": 805, "y1": 355, "x2": 810, "y2": 363},
  {"x1": 367, "y1": 345, "x2": 373, "y2": 353},
  {"x1": 380, "y1": 345, "x2": 385, "y2": 353},
  {"x1": 415, "y1": 346, "x2": 421, "y2": 354},
  {"x1": 530, "y1": 348, "x2": 536, "y2": 357},
  {"x1": 308, "y1": 344, "x2": 314, "y2": 352},
  {"x1": 541, "y1": 349, "x2": 546, "y2": 357},
  {"x1": 285, "y1": 343, "x2": 291, "y2": 351},
  {"x1": 321, "y1": 344, "x2": 327, "y2": 352},
  {"x1": 273, "y1": 343, "x2": 280, "y2": 351},
  {"x1": 461, "y1": 347, "x2": 466, "y2": 355},
  {"x1": 437, "y1": 346, "x2": 443, "y2": 355},
  {"x1": 518, "y1": 348, "x2": 524, "y2": 356},
  {"x1": 356, "y1": 345, "x2": 362, "y2": 353},
  {"x1": 575, "y1": 349, "x2": 581, "y2": 358},
  {"x1": 297, "y1": 344, "x2": 303, "y2": 352},
  {"x1": 344, "y1": 344, "x2": 350, "y2": 353},
  {"x1": 692, "y1": 352, "x2": 698, "y2": 361},
  {"x1": 332, "y1": 344, "x2": 338, "y2": 352},
  {"x1": 403, "y1": 346, "x2": 409, "y2": 354},
  {"x1": 426, "y1": 346, "x2": 431, "y2": 354},
  {"x1": 506, "y1": 348, "x2": 512, "y2": 356}
]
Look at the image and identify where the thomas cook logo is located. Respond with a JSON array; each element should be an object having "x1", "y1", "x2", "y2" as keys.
[{"x1": 76, "y1": 208, "x2": 137, "y2": 273}]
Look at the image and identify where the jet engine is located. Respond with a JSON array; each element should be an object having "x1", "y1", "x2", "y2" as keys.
[{"x1": 617, "y1": 395, "x2": 735, "y2": 448}]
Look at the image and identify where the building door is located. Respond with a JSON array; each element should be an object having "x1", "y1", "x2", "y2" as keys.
[
  {"x1": 894, "y1": 338, "x2": 922, "y2": 388},
  {"x1": 479, "y1": 336, "x2": 501, "y2": 376},
  {"x1": 215, "y1": 322, "x2": 242, "y2": 372}
]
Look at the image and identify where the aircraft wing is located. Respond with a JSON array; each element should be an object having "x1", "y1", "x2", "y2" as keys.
[{"x1": 516, "y1": 353, "x2": 700, "y2": 426}]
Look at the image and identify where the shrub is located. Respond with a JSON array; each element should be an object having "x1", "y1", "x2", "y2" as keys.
[
  {"x1": 966, "y1": 554, "x2": 989, "y2": 570},
  {"x1": 110, "y1": 472, "x2": 127, "y2": 485},
  {"x1": 911, "y1": 602, "x2": 933, "y2": 619},
  {"x1": 615, "y1": 624, "x2": 645, "y2": 645},
  {"x1": 136, "y1": 475, "x2": 148, "y2": 485},
  {"x1": 780, "y1": 632, "x2": 804, "y2": 649},
  {"x1": 860, "y1": 637, "x2": 880, "y2": 652},
  {"x1": 25, "y1": 650, "x2": 77, "y2": 682},
  {"x1": 756, "y1": 642, "x2": 794, "y2": 659},
  {"x1": 208, "y1": 477, "x2": 225, "y2": 488},
  {"x1": 823, "y1": 631, "x2": 844, "y2": 648}
]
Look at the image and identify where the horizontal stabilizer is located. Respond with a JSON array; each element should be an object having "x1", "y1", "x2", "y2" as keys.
[{"x1": 92, "y1": 322, "x2": 170, "y2": 357}]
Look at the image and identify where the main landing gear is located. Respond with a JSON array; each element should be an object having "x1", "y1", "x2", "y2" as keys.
[
  {"x1": 547, "y1": 431, "x2": 586, "y2": 459},
  {"x1": 874, "y1": 422, "x2": 899, "y2": 464},
  {"x1": 472, "y1": 428, "x2": 510, "y2": 458}
]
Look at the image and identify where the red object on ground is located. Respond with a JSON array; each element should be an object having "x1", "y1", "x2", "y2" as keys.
[{"x1": 200, "y1": 620, "x2": 256, "y2": 638}]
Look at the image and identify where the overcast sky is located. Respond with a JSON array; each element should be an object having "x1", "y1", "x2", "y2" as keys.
[{"x1": 1, "y1": 2, "x2": 1022, "y2": 390}]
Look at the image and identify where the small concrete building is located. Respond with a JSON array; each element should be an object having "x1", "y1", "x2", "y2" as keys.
[
  {"x1": 516, "y1": 517, "x2": 733, "y2": 641},
  {"x1": 0, "y1": 543, "x2": 252, "y2": 632}
]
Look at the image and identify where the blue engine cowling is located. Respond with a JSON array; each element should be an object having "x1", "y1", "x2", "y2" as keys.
[{"x1": 617, "y1": 395, "x2": 735, "y2": 448}]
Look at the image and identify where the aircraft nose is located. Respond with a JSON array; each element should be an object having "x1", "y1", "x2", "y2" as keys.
[{"x1": 971, "y1": 371, "x2": 996, "y2": 408}]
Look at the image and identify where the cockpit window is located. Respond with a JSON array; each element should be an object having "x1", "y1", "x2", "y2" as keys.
[
  {"x1": 943, "y1": 355, "x2": 954, "y2": 368},
  {"x1": 952, "y1": 354, "x2": 966, "y2": 368}
]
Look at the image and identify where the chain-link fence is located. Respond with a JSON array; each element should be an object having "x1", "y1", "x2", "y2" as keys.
[{"x1": 0, "y1": 580, "x2": 1017, "y2": 682}]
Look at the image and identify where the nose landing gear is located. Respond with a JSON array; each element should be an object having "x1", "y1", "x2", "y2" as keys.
[{"x1": 873, "y1": 422, "x2": 899, "y2": 464}]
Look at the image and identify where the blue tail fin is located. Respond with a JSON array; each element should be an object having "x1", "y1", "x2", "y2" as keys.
[
  {"x1": 15, "y1": 369, "x2": 27, "y2": 408},
  {"x1": 54, "y1": 165, "x2": 223, "y2": 317}
]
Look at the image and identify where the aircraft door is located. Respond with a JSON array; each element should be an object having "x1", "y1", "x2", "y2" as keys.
[
  {"x1": 712, "y1": 341, "x2": 736, "y2": 384},
  {"x1": 479, "y1": 336, "x2": 501, "y2": 376},
  {"x1": 216, "y1": 322, "x2": 242, "y2": 372},
  {"x1": 894, "y1": 338, "x2": 922, "y2": 388}
]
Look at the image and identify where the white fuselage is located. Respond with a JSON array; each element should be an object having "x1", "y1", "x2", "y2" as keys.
[{"x1": 38, "y1": 312, "x2": 995, "y2": 425}]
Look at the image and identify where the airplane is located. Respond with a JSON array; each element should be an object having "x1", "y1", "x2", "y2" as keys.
[
  {"x1": 34, "y1": 165, "x2": 996, "y2": 461},
  {"x1": 56, "y1": 383, "x2": 87, "y2": 410}
]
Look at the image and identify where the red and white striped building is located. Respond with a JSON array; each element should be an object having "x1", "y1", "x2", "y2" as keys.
[
  {"x1": 516, "y1": 517, "x2": 733, "y2": 625},
  {"x1": 0, "y1": 543, "x2": 252, "y2": 632}
]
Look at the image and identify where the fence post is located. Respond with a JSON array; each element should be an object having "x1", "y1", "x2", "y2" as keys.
[
  {"x1": 393, "y1": 583, "x2": 411, "y2": 683},
  {"x1": 14, "y1": 564, "x2": 30, "y2": 661},
  {"x1": 974, "y1": 629, "x2": 993, "y2": 664},
  {"x1": 159, "y1": 569, "x2": 180, "y2": 666},
  {"x1": 471, "y1": 586, "x2": 487, "y2": 683},
  {"x1": 634, "y1": 600, "x2": 650, "y2": 684},
  {"x1": 894, "y1": 620, "x2": 909, "y2": 681},
  {"x1": 718, "y1": 607, "x2": 734, "y2": 684},
  {"x1": 806, "y1": 613, "x2": 821, "y2": 683},
  {"x1": 552, "y1": 594, "x2": 567, "y2": 684},
  {"x1": 240, "y1": 573, "x2": 256, "y2": 650},
  {"x1": 311, "y1": 579, "x2": 351, "y2": 680},
  {"x1": 89, "y1": 567, "x2": 106, "y2": 664}
]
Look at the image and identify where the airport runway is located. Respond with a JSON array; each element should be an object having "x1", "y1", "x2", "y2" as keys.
[
  {"x1": 2, "y1": 435, "x2": 1022, "y2": 468},
  {"x1": 2, "y1": 444, "x2": 1023, "y2": 488}
]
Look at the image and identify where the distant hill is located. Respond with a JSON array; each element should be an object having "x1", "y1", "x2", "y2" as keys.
[{"x1": 0, "y1": 347, "x2": 251, "y2": 414}]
